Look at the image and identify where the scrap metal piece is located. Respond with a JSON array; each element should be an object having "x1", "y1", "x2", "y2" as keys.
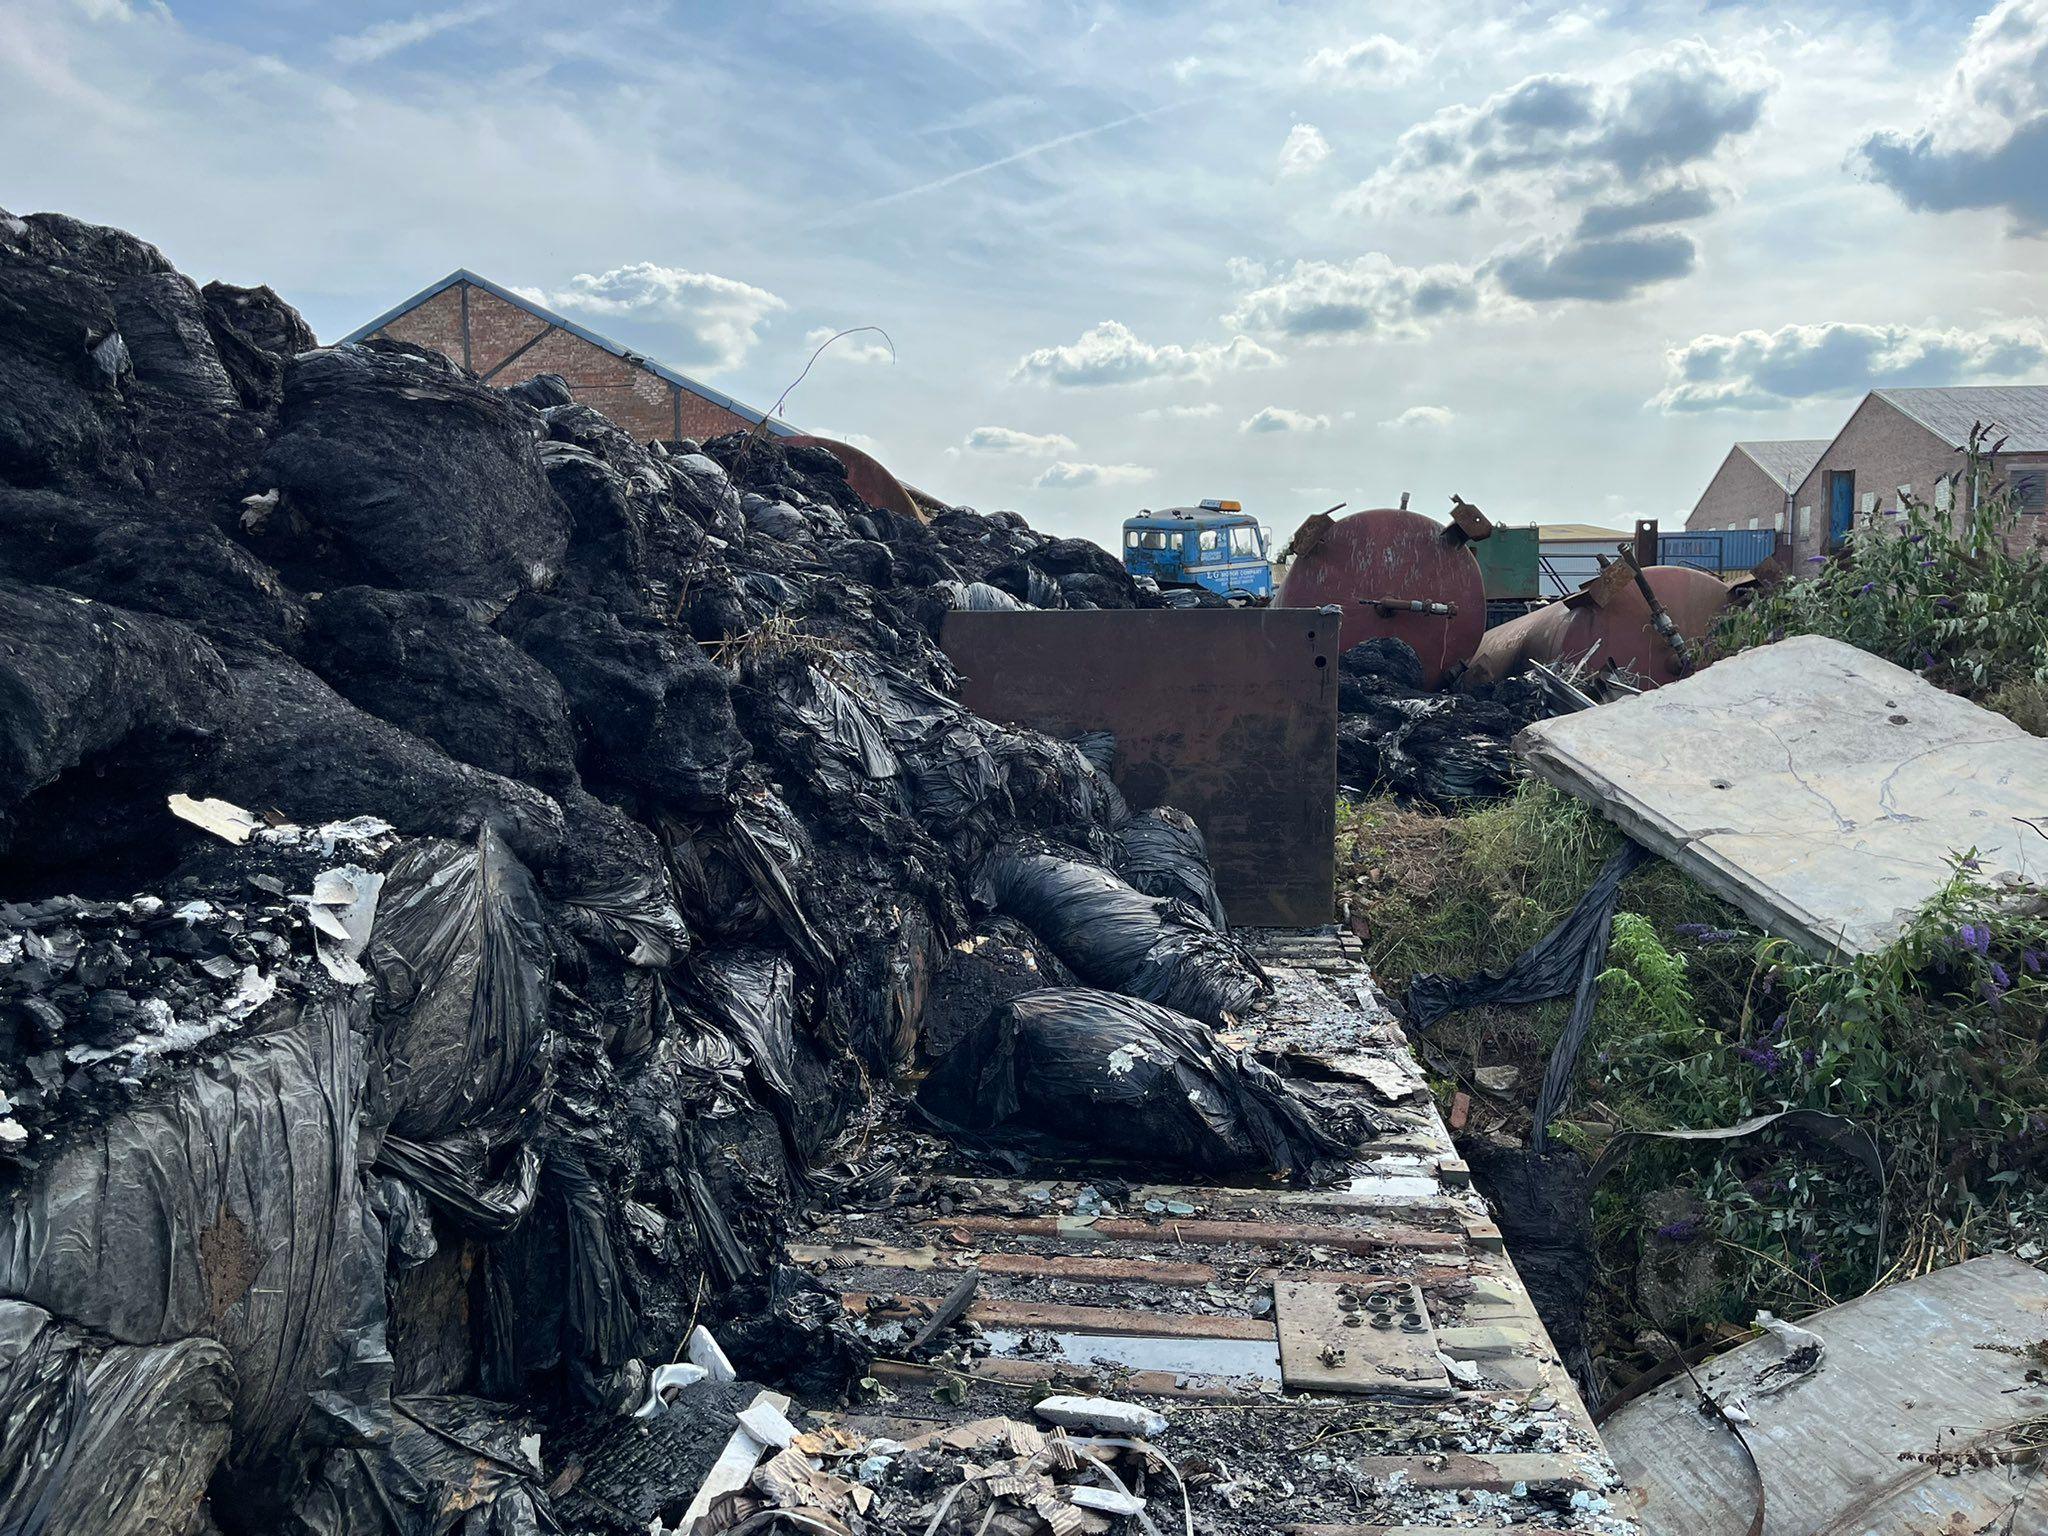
[{"x1": 1274, "y1": 1279, "x2": 1452, "y2": 1398}]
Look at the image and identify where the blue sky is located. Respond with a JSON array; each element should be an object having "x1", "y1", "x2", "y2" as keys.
[{"x1": 4, "y1": 0, "x2": 2045, "y2": 546}]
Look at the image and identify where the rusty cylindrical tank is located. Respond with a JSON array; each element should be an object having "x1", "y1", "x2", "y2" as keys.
[
  {"x1": 1466, "y1": 564, "x2": 1732, "y2": 689},
  {"x1": 1276, "y1": 507, "x2": 1487, "y2": 688}
]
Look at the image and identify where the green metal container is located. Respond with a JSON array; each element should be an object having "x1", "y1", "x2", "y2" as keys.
[{"x1": 1473, "y1": 524, "x2": 1540, "y2": 602}]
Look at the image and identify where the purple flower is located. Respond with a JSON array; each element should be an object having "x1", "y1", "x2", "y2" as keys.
[
  {"x1": 1859, "y1": 582, "x2": 1876, "y2": 594},
  {"x1": 1981, "y1": 977, "x2": 2007, "y2": 1004},
  {"x1": 1739, "y1": 1042, "x2": 1784, "y2": 1075},
  {"x1": 1936, "y1": 596, "x2": 1956, "y2": 610},
  {"x1": 1807, "y1": 555, "x2": 1826, "y2": 565},
  {"x1": 2023, "y1": 949, "x2": 2042, "y2": 975},
  {"x1": 1800, "y1": 1046, "x2": 1818, "y2": 1068},
  {"x1": 1655, "y1": 1218, "x2": 1700, "y2": 1243},
  {"x1": 1909, "y1": 533, "x2": 1926, "y2": 544},
  {"x1": 1991, "y1": 961, "x2": 2011, "y2": 988},
  {"x1": 1956, "y1": 924, "x2": 1991, "y2": 955},
  {"x1": 1918, "y1": 649, "x2": 1936, "y2": 669}
]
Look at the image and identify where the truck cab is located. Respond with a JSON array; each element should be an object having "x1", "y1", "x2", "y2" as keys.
[{"x1": 1121, "y1": 500, "x2": 1273, "y2": 599}]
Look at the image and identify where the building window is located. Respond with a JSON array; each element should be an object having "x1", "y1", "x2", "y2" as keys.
[
  {"x1": 1747, "y1": 517, "x2": 1758, "y2": 530},
  {"x1": 1798, "y1": 506, "x2": 1811, "y2": 537},
  {"x1": 2012, "y1": 469, "x2": 2047, "y2": 514},
  {"x1": 1774, "y1": 510, "x2": 1785, "y2": 532}
]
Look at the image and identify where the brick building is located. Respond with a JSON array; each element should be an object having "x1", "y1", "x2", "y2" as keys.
[
  {"x1": 1782, "y1": 386, "x2": 2048, "y2": 565},
  {"x1": 1684, "y1": 439, "x2": 1829, "y2": 539},
  {"x1": 339, "y1": 269, "x2": 798, "y2": 445}
]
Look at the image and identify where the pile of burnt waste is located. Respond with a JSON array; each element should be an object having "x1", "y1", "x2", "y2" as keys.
[
  {"x1": 1335, "y1": 638, "x2": 1553, "y2": 809},
  {"x1": 0, "y1": 208, "x2": 1358, "y2": 1534}
]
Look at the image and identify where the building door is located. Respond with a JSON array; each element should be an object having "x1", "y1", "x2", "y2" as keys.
[{"x1": 1827, "y1": 471, "x2": 1855, "y2": 550}]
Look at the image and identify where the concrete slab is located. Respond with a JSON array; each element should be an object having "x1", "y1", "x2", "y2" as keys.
[{"x1": 1518, "y1": 635, "x2": 2048, "y2": 956}]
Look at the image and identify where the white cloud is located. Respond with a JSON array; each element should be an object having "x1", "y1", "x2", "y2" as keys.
[
  {"x1": 1011, "y1": 319, "x2": 1280, "y2": 386},
  {"x1": 803, "y1": 325, "x2": 896, "y2": 363},
  {"x1": 1381, "y1": 404, "x2": 1455, "y2": 430},
  {"x1": 1304, "y1": 35, "x2": 1423, "y2": 86},
  {"x1": 1858, "y1": 0, "x2": 2048, "y2": 235},
  {"x1": 1138, "y1": 402, "x2": 1222, "y2": 420},
  {"x1": 330, "y1": 2, "x2": 503, "y2": 65},
  {"x1": 1653, "y1": 320, "x2": 2048, "y2": 411},
  {"x1": 1350, "y1": 41, "x2": 1770, "y2": 219},
  {"x1": 1035, "y1": 460, "x2": 1155, "y2": 489},
  {"x1": 964, "y1": 425, "x2": 1076, "y2": 455},
  {"x1": 1225, "y1": 254, "x2": 1484, "y2": 343},
  {"x1": 1241, "y1": 405, "x2": 1331, "y2": 433},
  {"x1": 519, "y1": 262, "x2": 786, "y2": 372},
  {"x1": 1278, "y1": 123, "x2": 1330, "y2": 177}
]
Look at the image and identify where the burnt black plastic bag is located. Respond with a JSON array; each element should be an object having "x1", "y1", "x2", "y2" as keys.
[
  {"x1": 918, "y1": 988, "x2": 1351, "y2": 1175},
  {"x1": 369, "y1": 827, "x2": 554, "y2": 1143},
  {"x1": 976, "y1": 848, "x2": 1265, "y2": 1022},
  {"x1": 1114, "y1": 807, "x2": 1227, "y2": 929}
]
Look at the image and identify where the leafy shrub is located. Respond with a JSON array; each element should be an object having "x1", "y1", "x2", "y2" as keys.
[{"x1": 1717, "y1": 465, "x2": 2048, "y2": 701}]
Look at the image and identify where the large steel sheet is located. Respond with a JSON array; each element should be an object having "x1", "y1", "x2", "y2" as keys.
[{"x1": 941, "y1": 609, "x2": 1337, "y2": 927}]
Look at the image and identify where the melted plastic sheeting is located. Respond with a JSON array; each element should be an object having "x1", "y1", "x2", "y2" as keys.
[
  {"x1": 918, "y1": 987, "x2": 1353, "y2": 1176},
  {"x1": 297, "y1": 1394, "x2": 554, "y2": 1536},
  {"x1": 976, "y1": 848, "x2": 1266, "y2": 1024},
  {"x1": 0, "y1": 994, "x2": 390, "y2": 1520},
  {"x1": 1405, "y1": 841, "x2": 1651, "y2": 1149}
]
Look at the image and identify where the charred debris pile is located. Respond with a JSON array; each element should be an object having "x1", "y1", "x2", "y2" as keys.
[
  {"x1": 0, "y1": 211, "x2": 1364, "y2": 1532},
  {"x1": 1334, "y1": 637, "x2": 1553, "y2": 809}
]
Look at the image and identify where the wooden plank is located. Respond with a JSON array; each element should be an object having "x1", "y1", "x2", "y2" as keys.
[
  {"x1": 792, "y1": 1241, "x2": 1476, "y2": 1292},
  {"x1": 868, "y1": 1357, "x2": 1267, "y2": 1403},
  {"x1": 1345, "y1": 1454, "x2": 1603, "y2": 1492},
  {"x1": 1274, "y1": 1280, "x2": 1450, "y2": 1399},
  {"x1": 914, "y1": 1176, "x2": 1466, "y2": 1222},
  {"x1": 842, "y1": 1293, "x2": 1277, "y2": 1342},
  {"x1": 1285, "y1": 1525, "x2": 1574, "y2": 1535},
  {"x1": 928, "y1": 1214, "x2": 1463, "y2": 1254}
]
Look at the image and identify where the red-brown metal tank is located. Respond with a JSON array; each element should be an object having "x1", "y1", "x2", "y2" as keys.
[
  {"x1": 1276, "y1": 507, "x2": 1486, "y2": 687},
  {"x1": 1466, "y1": 564, "x2": 1732, "y2": 689}
]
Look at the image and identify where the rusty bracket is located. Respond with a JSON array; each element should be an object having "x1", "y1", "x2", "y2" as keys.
[
  {"x1": 1440, "y1": 495, "x2": 1494, "y2": 547},
  {"x1": 1361, "y1": 597, "x2": 1458, "y2": 617},
  {"x1": 1283, "y1": 506, "x2": 1343, "y2": 562},
  {"x1": 1562, "y1": 561, "x2": 1632, "y2": 611}
]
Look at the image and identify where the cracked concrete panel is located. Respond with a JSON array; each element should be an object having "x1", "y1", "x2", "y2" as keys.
[{"x1": 1516, "y1": 635, "x2": 2048, "y2": 957}]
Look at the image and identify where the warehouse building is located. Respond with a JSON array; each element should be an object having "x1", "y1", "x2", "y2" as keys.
[
  {"x1": 340, "y1": 269, "x2": 798, "y2": 444},
  {"x1": 1684, "y1": 439, "x2": 1829, "y2": 541}
]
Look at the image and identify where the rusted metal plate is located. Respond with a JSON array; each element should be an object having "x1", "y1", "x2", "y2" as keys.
[
  {"x1": 1275, "y1": 1280, "x2": 1451, "y2": 1397},
  {"x1": 1276, "y1": 508, "x2": 1487, "y2": 687},
  {"x1": 940, "y1": 609, "x2": 1336, "y2": 926}
]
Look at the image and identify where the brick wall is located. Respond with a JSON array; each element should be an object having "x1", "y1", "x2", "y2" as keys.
[
  {"x1": 1687, "y1": 448, "x2": 1790, "y2": 536},
  {"x1": 366, "y1": 279, "x2": 761, "y2": 446}
]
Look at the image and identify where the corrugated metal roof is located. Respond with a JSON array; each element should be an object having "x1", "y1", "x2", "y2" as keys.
[
  {"x1": 336, "y1": 269, "x2": 800, "y2": 437},
  {"x1": 1874, "y1": 384, "x2": 2048, "y2": 453},
  {"x1": 1734, "y1": 438, "x2": 1830, "y2": 488}
]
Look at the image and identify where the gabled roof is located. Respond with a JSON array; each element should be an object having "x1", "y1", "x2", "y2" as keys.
[
  {"x1": 1874, "y1": 385, "x2": 2048, "y2": 454},
  {"x1": 1734, "y1": 438, "x2": 1830, "y2": 489},
  {"x1": 338, "y1": 268, "x2": 799, "y2": 437}
]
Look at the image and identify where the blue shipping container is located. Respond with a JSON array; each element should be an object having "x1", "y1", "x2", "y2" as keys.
[{"x1": 1659, "y1": 529, "x2": 1776, "y2": 573}]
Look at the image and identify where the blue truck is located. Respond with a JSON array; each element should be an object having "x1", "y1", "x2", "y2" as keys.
[{"x1": 1120, "y1": 500, "x2": 1274, "y2": 599}]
